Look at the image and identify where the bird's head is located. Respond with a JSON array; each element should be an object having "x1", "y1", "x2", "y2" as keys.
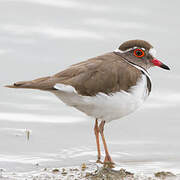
[{"x1": 115, "y1": 39, "x2": 170, "y2": 70}]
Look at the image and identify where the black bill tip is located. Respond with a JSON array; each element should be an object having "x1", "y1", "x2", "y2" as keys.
[{"x1": 160, "y1": 64, "x2": 170, "y2": 70}]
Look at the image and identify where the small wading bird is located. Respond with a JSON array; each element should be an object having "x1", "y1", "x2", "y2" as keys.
[{"x1": 6, "y1": 40, "x2": 170, "y2": 168}]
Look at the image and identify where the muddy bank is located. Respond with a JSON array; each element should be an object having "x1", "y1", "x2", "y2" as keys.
[{"x1": 0, "y1": 163, "x2": 179, "y2": 180}]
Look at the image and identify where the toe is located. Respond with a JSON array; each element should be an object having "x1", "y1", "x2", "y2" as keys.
[
  {"x1": 96, "y1": 159, "x2": 103, "y2": 164},
  {"x1": 103, "y1": 161, "x2": 115, "y2": 168}
]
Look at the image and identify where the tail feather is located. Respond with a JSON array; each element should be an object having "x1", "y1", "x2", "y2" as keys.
[
  {"x1": 5, "y1": 81, "x2": 29, "y2": 88},
  {"x1": 5, "y1": 76, "x2": 53, "y2": 90}
]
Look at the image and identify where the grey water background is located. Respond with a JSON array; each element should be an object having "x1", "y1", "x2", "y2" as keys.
[{"x1": 0, "y1": 0, "x2": 180, "y2": 176}]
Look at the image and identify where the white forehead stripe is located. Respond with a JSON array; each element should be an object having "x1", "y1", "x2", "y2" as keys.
[
  {"x1": 114, "y1": 47, "x2": 135, "y2": 53},
  {"x1": 149, "y1": 48, "x2": 156, "y2": 57},
  {"x1": 114, "y1": 47, "x2": 145, "y2": 53},
  {"x1": 114, "y1": 48, "x2": 123, "y2": 53}
]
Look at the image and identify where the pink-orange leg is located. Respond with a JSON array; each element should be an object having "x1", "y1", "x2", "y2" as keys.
[
  {"x1": 94, "y1": 118, "x2": 102, "y2": 163},
  {"x1": 99, "y1": 120, "x2": 115, "y2": 168}
]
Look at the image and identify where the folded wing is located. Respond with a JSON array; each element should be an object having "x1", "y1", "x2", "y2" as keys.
[{"x1": 5, "y1": 53, "x2": 142, "y2": 96}]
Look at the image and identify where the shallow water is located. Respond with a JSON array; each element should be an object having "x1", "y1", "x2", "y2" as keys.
[{"x1": 0, "y1": 0, "x2": 180, "y2": 179}]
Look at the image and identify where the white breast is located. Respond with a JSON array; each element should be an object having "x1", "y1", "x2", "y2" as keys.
[{"x1": 53, "y1": 74, "x2": 149, "y2": 122}]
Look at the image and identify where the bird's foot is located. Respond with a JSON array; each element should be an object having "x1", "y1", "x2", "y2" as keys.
[
  {"x1": 96, "y1": 159, "x2": 103, "y2": 164},
  {"x1": 103, "y1": 156, "x2": 115, "y2": 168},
  {"x1": 103, "y1": 161, "x2": 115, "y2": 168}
]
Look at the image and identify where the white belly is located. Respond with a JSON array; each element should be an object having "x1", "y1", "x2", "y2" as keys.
[{"x1": 52, "y1": 75, "x2": 149, "y2": 122}]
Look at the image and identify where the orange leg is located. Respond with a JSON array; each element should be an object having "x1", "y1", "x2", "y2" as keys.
[
  {"x1": 99, "y1": 120, "x2": 115, "y2": 168},
  {"x1": 94, "y1": 118, "x2": 102, "y2": 163}
]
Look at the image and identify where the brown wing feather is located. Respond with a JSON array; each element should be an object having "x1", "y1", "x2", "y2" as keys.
[{"x1": 53, "y1": 52, "x2": 142, "y2": 96}]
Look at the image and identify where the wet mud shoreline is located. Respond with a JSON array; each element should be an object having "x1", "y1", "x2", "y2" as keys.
[{"x1": 0, "y1": 163, "x2": 179, "y2": 180}]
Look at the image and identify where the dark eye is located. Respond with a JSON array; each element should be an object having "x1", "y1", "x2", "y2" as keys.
[{"x1": 134, "y1": 49, "x2": 145, "y2": 58}]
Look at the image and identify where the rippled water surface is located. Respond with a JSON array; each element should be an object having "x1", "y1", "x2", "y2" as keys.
[{"x1": 0, "y1": 0, "x2": 180, "y2": 178}]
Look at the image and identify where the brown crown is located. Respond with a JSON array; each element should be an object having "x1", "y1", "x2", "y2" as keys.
[{"x1": 119, "y1": 40, "x2": 153, "y2": 51}]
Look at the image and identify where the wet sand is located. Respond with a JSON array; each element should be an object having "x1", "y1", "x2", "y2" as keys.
[{"x1": 0, "y1": 162, "x2": 179, "y2": 180}]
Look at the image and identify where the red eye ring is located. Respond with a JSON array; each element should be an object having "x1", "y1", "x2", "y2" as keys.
[{"x1": 134, "y1": 49, "x2": 145, "y2": 58}]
